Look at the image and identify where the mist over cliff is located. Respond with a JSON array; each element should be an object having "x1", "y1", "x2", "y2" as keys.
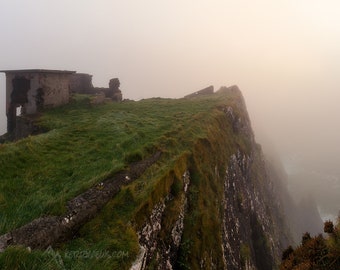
[
  {"x1": 0, "y1": 74, "x2": 6, "y2": 135},
  {"x1": 1, "y1": 76, "x2": 337, "y2": 227},
  {"x1": 0, "y1": 87, "x2": 301, "y2": 269},
  {"x1": 1, "y1": 1, "x2": 340, "y2": 226}
]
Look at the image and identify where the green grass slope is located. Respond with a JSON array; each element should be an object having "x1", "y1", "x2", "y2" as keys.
[{"x1": 0, "y1": 90, "x2": 251, "y2": 269}]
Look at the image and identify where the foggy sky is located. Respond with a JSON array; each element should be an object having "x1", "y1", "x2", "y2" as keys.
[{"x1": 1, "y1": 1, "x2": 340, "y2": 220}]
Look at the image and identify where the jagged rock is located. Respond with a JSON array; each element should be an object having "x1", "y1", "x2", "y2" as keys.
[
  {"x1": 131, "y1": 171, "x2": 190, "y2": 270},
  {"x1": 108, "y1": 78, "x2": 123, "y2": 102},
  {"x1": 221, "y1": 147, "x2": 290, "y2": 270},
  {"x1": 109, "y1": 78, "x2": 120, "y2": 90},
  {"x1": 184, "y1": 85, "x2": 214, "y2": 98}
]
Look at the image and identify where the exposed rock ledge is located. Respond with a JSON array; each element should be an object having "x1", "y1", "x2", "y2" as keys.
[
  {"x1": 130, "y1": 171, "x2": 190, "y2": 270},
  {"x1": 0, "y1": 151, "x2": 162, "y2": 252}
]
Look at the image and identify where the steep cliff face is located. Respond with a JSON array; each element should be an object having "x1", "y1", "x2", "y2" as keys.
[
  {"x1": 129, "y1": 87, "x2": 291, "y2": 270},
  {"x1": 0, "y1": 87, "x2": 292, "y2": 269}
]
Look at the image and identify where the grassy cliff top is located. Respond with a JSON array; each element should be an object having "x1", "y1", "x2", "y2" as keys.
[
  {"x1": 0, "y1": 88, "x2": 252, "y2": 269},
  {"x1": 0, "y1": 88, "x2": 244, "y2": 234}
]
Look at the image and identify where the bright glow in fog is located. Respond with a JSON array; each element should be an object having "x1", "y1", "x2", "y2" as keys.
[
  {"x1": 0, "y1": 74, "x2": 5, "y2": 135},
  {"x1": 1, "y1": 1, "x2": 340, "y2": 221}
]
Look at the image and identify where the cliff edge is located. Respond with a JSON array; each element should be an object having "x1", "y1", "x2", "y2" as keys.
[{"x1": 0, "y1": 86, "x2": 292, "y2": 269}]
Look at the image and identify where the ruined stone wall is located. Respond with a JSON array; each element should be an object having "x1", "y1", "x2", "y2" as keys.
[
  {"x1": 93, "y1": 79, "x2": 122, "y2": 102},
  {"x1": 70, "y1": 74, "x2": 123, "y2": 102},
  {"x1": 4, "y1": 71, "x2": 72, "y2": 136},
  {"x1": 37, "y1": 73, "x2": 71, "y2": 109},
  {"x1": 70, "y1": 73, "x2": 94, "y2": 94},
  {"x1": 5, "y1": 72, "x2": 71, "y2": 116}
]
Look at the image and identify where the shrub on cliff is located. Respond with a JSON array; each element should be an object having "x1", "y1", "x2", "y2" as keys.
[{"x1": 280, "y1": 218, "x2": 340, "y2": 269}]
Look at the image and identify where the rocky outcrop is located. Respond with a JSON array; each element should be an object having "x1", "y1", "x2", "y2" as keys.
[
  {"x1": 131, "y1": 171, "x2": 190, "y2": 270},
  {"x1": 128, "y1": 86, "x2": 293, "y2": 269},
  {"x1": 107, "y1": 78, "x2": 123, "y2": 101},
  {"x1": 184, "y1": 85, "x2": 214, "y2": 98},
  {"x1": 218, "y1": 89, "x2": 290, "y2": 269},
  {"x1": 222, "y1": 150, "x2": 278, "y2": 270}
]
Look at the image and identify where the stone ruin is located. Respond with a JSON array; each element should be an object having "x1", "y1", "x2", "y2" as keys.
[
  {"x1": 0, "y1": 69, "x2": 123, "y2": 140},
  {"x1": 69, "y1": 73, "x2": 93, "y2": 94},
  {"x1": 70, "y1": 73, "x2": 123, "y2": 102}
]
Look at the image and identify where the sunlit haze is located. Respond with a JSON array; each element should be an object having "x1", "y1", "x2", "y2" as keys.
[{"x1": 1, "y1": 0, "x2": 340, "y2": 220}]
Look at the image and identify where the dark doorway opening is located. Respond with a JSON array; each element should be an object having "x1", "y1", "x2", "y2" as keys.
[
  {"x1": 7, "y1": 77, "x2": 30, "y2": 133},
  {"x1": 36, "y1": 88, "x2": 44, "y2": 111}
]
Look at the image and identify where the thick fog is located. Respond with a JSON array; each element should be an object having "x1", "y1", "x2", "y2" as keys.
[{"x1": 1, "y1": 1, "x2": 340, "y2": 222}]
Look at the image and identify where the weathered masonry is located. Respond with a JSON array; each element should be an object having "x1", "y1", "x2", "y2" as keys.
[{"x1": 0, "y1": 69, "x2": 75, "y2": 134}]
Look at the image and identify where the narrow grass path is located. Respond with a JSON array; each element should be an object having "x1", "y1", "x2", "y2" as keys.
[{"x1": 0, "y1": 151, "x2": 161, "y2": 251}]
